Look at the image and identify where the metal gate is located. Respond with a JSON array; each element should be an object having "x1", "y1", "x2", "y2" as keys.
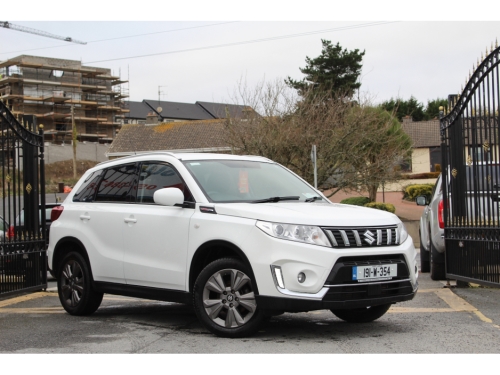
[
  {"x1": 0, "y1": 99, "x2": 47, "y2": 298},
  {"x1": 440, "y1": 42, "x2": 500, "y2": 287}
]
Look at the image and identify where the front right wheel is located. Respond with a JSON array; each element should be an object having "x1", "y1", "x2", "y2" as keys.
[
  {"x1": 193, "y1": 258, "x2": 265, "y2": 338},
  {"x1": 331, "y1": 303, "x2": 392, "y2": 323}
]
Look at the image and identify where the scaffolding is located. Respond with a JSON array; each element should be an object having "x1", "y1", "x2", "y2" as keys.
[{"x1": 0, "y1": 55, "x2": 129, "y2": 144}]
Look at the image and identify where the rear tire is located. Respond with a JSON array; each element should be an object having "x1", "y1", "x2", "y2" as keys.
[
  {"x1": 57, "y1": 251, "x2": 103, "y2": 316},
  {"x1": 330, "y1": 303, "x2": 391, "y2": 323},
  {"x1": 193, "y1": 258, "x2": 265, "y2": 338},
  {"x1": 419, "y1": 232, "x2": 430, "y2": 273},
  {"x1": 430, "y1": 242, "x2": 446, "y2": 280}
]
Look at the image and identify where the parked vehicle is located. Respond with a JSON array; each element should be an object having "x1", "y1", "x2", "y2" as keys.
[
  {"x1": 416, "y1": 175, "x2": 445, "y2": 280},
  {"x1": 8, "y1": 203, "x2": 61, "y2": 241},
  {"x1": 0, "y1": 216, "x2": 9, "y2": 242},
  {"x1": 417, "y1": 164, "x2": 500, "y2": 280},
  {"x1": 48, "y1": 153, "x2": 418, "y2": 337}
]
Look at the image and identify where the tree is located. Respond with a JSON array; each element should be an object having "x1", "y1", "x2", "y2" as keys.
[
  {"x1": 424, "y1": 98, "x2": 448, "y2": 120},
  {"x1": 346, "y1": 106, "x2": 413, "y2": 201},
  {"x1": 379, "y1": 97, "x2": 425, "y2": 122},
  {"x1": 286, "y1": 40, "x2": 365, "y2": 98},
  {"x1": 225, "y1": 79, "x2": 412, "y2": 201}
]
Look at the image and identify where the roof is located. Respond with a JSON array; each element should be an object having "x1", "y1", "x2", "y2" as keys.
[
  {"x1": 143, "y1": 100, "x2": 214, "y2": 121},
  {"x1": 196, "y1": 101, "x2": 253, "y2": 119},
  {"x1": 402, "y1": 119, "x2": 441, "y2": 148},
  {"x1": 125, "y1": 101, "x2": 151, "y2": 119},
  {"x1": 107, "y1": 119, "x2": 230, "y2": 155},
  {"x1": 123, "y1": 100, "x2": 256, "y2": 121}
]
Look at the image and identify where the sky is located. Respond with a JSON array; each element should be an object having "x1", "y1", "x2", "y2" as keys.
[{"x1": 1, "y1": 1, "x2": 499, "y2": 108}]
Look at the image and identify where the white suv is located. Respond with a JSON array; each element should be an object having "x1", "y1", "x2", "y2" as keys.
[{"x1": 48, "y1": 153, "x2": 418, "y2": 337}]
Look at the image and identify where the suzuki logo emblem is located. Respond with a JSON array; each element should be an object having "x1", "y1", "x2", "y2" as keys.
[{"x1": 363, "y1": 230, "x2": 376, "y2": 245}]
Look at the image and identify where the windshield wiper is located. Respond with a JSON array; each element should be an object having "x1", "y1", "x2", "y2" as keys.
[
  {"x1": 251, "y1": 196, "x2": 300, "y2": 204},
  {"x1": 305, "y1": 196, "x2": 323, "y2": 202}
]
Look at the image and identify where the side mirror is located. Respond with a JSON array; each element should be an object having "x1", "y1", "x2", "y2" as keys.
[
  {"x1": 153, "y1": 188, "x2": 184, "y2": 206},
  {"x1": 416, "y1": 195, "x2": 427, "y2": 206}
]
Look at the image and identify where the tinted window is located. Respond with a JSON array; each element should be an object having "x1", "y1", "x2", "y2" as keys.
[
  {"x1": 95, "y1": 164, "x2": 138, "y2": 203},
  {"x1": 136, "y1": 163, "x2": 193, "y2": 204},
  {"x1": 73, "y1": 170, "x2": 103, "y2": 202}
]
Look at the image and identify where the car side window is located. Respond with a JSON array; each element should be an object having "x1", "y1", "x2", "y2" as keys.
[
  {"x1": 73, "y1": 170, "x2": 104, "y2": 202},
  {"x1": 136, "y1": 162, "x2": 194, "y2": 204},
  {"x1": 95, "y1": 163, "x2": 138, "y2": 203}
]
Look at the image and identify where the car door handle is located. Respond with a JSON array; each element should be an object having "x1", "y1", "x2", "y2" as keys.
[
  {"x1": 124, "y1": 217, "x2": 137, "y2": 223},
  {"x1": 80, "y1": 214, "x2": 91, "y2": 220}
]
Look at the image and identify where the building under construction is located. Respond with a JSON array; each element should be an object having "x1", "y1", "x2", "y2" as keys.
[{"x1": 0, "y1": 55, "x2": 128, "y2": 143}]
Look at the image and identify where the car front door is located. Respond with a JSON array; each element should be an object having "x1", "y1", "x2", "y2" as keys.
[{"x1": 122, "y1": 162, "x2": 195, "y2": 291}]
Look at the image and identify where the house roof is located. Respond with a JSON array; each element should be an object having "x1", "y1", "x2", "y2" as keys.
[
  {"x1": 107, "y1": 119, "x2": 229, "y2": 155},
  {"x1": 124, "y1": 100, "x2": 255, "y2": 121},
  {"x1": 125, "y1": 101, "x2": 152, "y2": 120},
  {"x1": 196, "y1": 101, "x2": 252, "y2": 119},
  {"x1": 402, "y1": 119, "x2": 441, "y2": 148},
  {"x1": 143, "y1": 100, "x2": 215, "y2": 121}
]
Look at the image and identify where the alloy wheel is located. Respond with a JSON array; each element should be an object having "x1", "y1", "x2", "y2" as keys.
[
  {"x1": 202, "y1": 268, "x2": 256, "y2": 328},
  {"x1": 60, "y1": 259, "x2": 85, "y2": 307}
]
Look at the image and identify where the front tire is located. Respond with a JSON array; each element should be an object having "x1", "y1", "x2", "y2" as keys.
[
  {"x1": 193, "y1": 258, "x2": 265, "y2": 338},
  {"x1": 57, "y1": 251, "x2": 103, "y2": 316},
  {"x1": 331, "y1": 303, "x2": 391, "y2": 323}
]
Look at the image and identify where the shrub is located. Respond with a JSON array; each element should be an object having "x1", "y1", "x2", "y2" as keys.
[
  {"x1": 364, "y1": 202, "x2": 396, "y2": 213},
  {"x1": 403, "y1": 183, "x2": 434, "y2": 202},
  {"x1": 340, "y1": 196, "x2": 371, "y2": 206},
  {"x1": 435, "y1": 164, "x2": 441, "y2": 172}
]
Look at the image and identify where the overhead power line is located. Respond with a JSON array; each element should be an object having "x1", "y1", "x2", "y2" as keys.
[{"x1": 84, "y1": 21, "x2": 398, "y2": 64}]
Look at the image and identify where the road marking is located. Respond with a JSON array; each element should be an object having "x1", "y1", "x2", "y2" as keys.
[
  {"x1": 0, "y1": 307, "x2": 65, "y2": 314},
  {"x1": 0, "y1": 292, "x2": 53, "y2": 308},
  {"x1": 389, "y1": 307, "x2": 454, "y2": 313}
]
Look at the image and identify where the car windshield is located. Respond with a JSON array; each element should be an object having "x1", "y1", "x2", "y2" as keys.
[{"x1": 183, "y1": 159, "x2": 323, "y2": 203}]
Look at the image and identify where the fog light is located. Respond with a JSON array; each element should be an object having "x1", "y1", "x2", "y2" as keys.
[{"x1": 298, "y1": 272, "x2": 306, "y2": 283}]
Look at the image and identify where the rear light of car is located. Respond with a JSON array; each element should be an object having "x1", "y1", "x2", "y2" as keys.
[
  {"x1": 51, "y1": 206, "x2": 64, "y2": 222},
  {"x1": 8, "y1": 225, "x2": 15, "y2": 239},
  {"x1": 438, "y1": 199, "x2": 444, "y2": 229}
]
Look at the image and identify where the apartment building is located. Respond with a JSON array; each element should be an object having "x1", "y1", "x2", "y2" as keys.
[{"x1": 0, "y1": 55, "x2": 128, "y2": 143}]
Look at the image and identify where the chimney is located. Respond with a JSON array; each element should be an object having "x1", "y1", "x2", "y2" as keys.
[{"x1": 146, "y1": 112, "x2": 158, "y2": 126}]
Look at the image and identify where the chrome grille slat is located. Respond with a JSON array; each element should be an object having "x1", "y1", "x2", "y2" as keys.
[{"x1": 322, "y1": 226, "x2": 399, "y2": 248}]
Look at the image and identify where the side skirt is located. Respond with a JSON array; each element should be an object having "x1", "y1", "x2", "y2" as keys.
[{"x1": 93, "y1": 282, "x2": 192, "y2": 305}]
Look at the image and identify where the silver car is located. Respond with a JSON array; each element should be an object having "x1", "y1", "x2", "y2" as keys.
[{"x1": 416, "y1": 175, "x2": 445, "y2": 280}]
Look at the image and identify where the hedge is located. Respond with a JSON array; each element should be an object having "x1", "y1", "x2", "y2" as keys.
[
  {"x1": 364, "y1": 202, "x2": 396, "y2": 213},
  {"x1": 340, "y1": 196, "x2": 371, "y2": 206},
  {"x1": 403, "y1": 183, "x2": 434, "y2": 202}
]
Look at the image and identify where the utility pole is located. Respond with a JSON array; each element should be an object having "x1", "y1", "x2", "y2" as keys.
[{"x1": 72, "y1": 105, "x2": 77, "y2": 179}]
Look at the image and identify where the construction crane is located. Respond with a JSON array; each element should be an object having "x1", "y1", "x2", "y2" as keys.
[{"x1": 0, "y1": 21, "x2": 87, "y2": 45}]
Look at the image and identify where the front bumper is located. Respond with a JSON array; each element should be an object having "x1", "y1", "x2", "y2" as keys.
[{"x1": 257, "y1": 288, "x2": 416, "y2": 312}]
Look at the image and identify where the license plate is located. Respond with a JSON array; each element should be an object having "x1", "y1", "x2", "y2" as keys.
[{"x1": 352, "y1": 264, "x2": 397, "y2": 282}]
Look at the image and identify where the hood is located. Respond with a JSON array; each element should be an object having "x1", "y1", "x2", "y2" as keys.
[{"x1": 213, "y1": 202, "x2": 400, "y2": 227}]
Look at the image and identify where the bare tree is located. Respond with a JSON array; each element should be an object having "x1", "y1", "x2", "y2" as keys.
[{"x1": 225, "y1": 79, "x2": 412, "y2": 200}]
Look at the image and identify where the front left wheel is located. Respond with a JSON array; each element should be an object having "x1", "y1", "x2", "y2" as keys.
[
  {"x1": 193, "y1": 258, "x2": 265, "y2": 338},
  {"x1": 57, "y1": 251, "x2": 103, "y2": 316}
]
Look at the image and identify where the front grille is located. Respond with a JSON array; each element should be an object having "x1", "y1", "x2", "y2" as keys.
[
  {"x1": 322, "y1": 226, "x2": 399, "y2": 248},
  {"x1": 323, "y1": 280, "x2": 413, "y2": 302}
]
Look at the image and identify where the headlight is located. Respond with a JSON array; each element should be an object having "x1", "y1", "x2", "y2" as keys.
[
  {"x1": 397, "y1": 221, "x2": 408, "y2": 244},
  {"x1": 256, "y1": 221, "x2": 332, "y2": 247}
]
